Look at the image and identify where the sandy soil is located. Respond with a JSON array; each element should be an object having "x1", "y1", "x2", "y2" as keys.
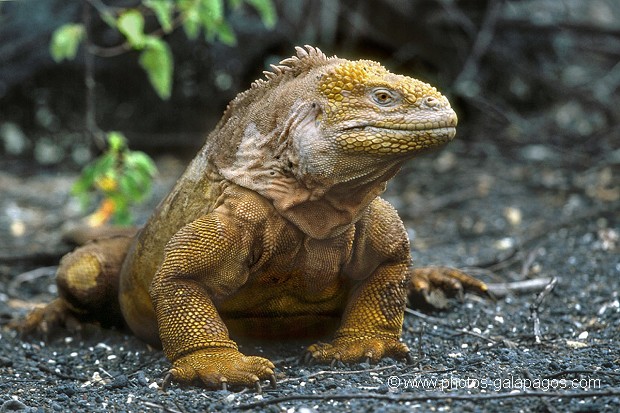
[{"x1": 1, "y1": 134, "x2": 619, "y2": 412}]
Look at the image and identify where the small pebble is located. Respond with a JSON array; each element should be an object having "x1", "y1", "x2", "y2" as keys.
[
  {"x1": 106, "y1": 375, "x2": 128, "y2": 389},
  {"x1": 0, "y1": 400, "x2": 28, "y2": 412},
  {"x1": 0, "y1": 357, "x2": 13, "y2": 368}
]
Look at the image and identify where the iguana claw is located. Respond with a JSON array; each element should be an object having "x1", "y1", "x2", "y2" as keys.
[
  {"x1": 409, "y1": 266, "x2": 491, "y2": 309},
  {"x1": 162, "y1": 371, "x2": 173, "y2": 391},
  {"x1": 405, "y1": 352, "x2": 415, "y2": 365}
]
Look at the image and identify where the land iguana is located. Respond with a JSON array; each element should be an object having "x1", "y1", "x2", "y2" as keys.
[{"x1": 19, "y1": 45, "x2": 488, "y2": 392}]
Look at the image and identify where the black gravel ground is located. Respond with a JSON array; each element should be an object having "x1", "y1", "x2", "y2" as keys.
[{"x1": 1, "y1": 134, "x2": 619, "y2": 412}]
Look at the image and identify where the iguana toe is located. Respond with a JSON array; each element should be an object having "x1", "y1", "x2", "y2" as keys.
[
  {"x1": 306, "y1": 337, "x2": 410, "y2": 365},
  {"x1": 164, "y1": 348, "x2": 276, "y2": 392}
]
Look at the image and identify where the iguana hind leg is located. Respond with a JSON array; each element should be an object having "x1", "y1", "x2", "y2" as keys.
[
  {"x1": 409, "y1": 266, "x2": 490, "y2": 309},
  {"x1": 18, "y1": 235, "x2": 133, "y2": 336}
]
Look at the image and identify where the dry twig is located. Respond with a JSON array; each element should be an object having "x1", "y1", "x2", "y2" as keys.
[
  {"x1": 405, "y1": 308, "x2": 503, "y2": 346},
  {"x1": 486, "y1": 277, "x2": 554, "y2": 298},
  {"x1": 7, "y1": 266, "x2": 57, "y2": 297},
  {"x1": 522, "y1": 367, "x2": 560, "y2": 413},
  {"x1": 529, "y1": 277, "x2": 558, "y2": 344},
  {"x1": 236, "y1": 388, "x2": 620, "y2": 410}
]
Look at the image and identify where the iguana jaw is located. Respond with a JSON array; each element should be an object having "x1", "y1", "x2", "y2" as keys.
[{"x1": 336, "y1": 113, "x2": 457, "y2": 156}]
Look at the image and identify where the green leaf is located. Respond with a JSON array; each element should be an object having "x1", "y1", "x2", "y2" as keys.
[
  {"x1": 123, "y1": 169, "x2": 152, "y2": 202},
  {"x1": 117, "y1": 9, "x2": 146, "y2": 49},
  {"x1": 246, "y1": 0, "x2": 277, "y2": 29},
  {"x1": 91, "y1": 153, "x2": 117, "y2": 178},
  {"x1": 139, "y1": 37, "x2": 173, "y2": 100},
  {"x1": 145, "y1": 0, "x2": 174, "y2": 33},
  {"x1": 107, "y1": 131, "x2": 126, "y2": 152},
  {"x1": 201, "y1": 0, "x2": 224, "y2": 22},
  {"x1": 71, "y1": 163, "x2": 98, "y2": 195},
  {"x1": 197, "y1": 0, "x2": 217, "y2": 38},
  {"x1": 109, "y1": 195, "x2": 132, "y2": 225},
  {"x1": 113, "y1": 209, "x2": 133, "y2": 226},
  {"x1": 183, "y1": 16, "x2": 200, "y2": 39},
  {"x1": 71, "y1": 129, "x2": 157, "y2": 224},
  {"x1": 178, "y1": 0, "x2": 201, "y2": 39},
  {"x1": 50, "y1": 24, "x2": 85, "y2": 62},
  {"x1": 119, "y1": 173, "x2": 140, "y2": 199},
  {"x1": 197, "y1": 0, "x2": 236, "y2": 45},
  {"x1": 213, "y1": 20, "x2": 236, "y2": 45},
  {"x1": 126, "y1": 151, "x2": 158, "y2": 176}
]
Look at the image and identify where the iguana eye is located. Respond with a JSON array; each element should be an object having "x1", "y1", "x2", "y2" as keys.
[{"x1": 371, "y1": 88, "x2": 397, "y2": 106}]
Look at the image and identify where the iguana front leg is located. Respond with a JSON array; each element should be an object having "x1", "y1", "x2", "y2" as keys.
[
  {"x1": 150, "y1": 214, "x2": 275, "y2": 391},
  {"x1": 306, "y1": 262, "x2": 411, "y2": 365}
]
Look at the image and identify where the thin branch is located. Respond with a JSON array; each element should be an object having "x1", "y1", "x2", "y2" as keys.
[
  {"x1": 82, "y1": 1, "x2": 104, "y2": 149},
  {"x1": 276, "y1": 364, "x2": 401, "y2": 386},
  {"x1": 7, "y1": 266, "x2": 57, "y2": 297},
  {"x1": 529, "y1": 277, "x2": 558, "y2": 344},
  {"x1": 85, "y1": 0, "x2": 125, "y2": 15},
  {"x1": 84, "y1": 1, "x2": 186, "y2": 58},
  {"x1": 37, "y1": 363, "x2": 86, "y2": 382},
  {"x1": 478, "y1": 202, "x2": 620, "y2": 271},
  {"x1": 453, "y1": 0, "x2": 504, "y2": 89},
  {"x1": 141, "y1": 401, "x2": 183, "y2": 413},
  {"x1": 519, "y1": 248, "x2": 542, "y2": 279},
  {"x1": 486, "y1": 277, "x2": 554, "y2": 298},
  {"x1": 498, "y1": 16, "x2": 620, "y2": 37},
  {"x1": 522, "y1": 367, "x2": 560, "y2": 413},
  {"x1": 236, "y1": 388, "x2": 620, "y2": 410},
  {"x1": 405, "y1": 308, "x2": 515, "y2": 347},
  {"x1": 545, "y1": 369, "x2": 620, "y2": 379},
  {"x1": 416, "y1": 324, "x2": 425, "y2": 361},
  {"x1": 435, "y1": 0, "x2": 478, "y2": 39}
]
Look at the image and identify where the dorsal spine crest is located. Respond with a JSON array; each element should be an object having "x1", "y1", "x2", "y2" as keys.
[{"x1": 250, "y1": 45, "x2": 333, "y2": 90}]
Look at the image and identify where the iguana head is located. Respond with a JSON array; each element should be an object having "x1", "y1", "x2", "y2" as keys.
[
  {"x1": 318, "y1": 59, "x2": 457, "y2": 155},
  {"x1": 214, "y1": 45, "x2": 458, "y2": 238}
]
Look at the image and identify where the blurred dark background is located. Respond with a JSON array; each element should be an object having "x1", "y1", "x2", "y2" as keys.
[
  {"x1": 1, "y1": 5, "x2": 619, "y2": 410},
  {"x1": 1, "y1": 0, "x2": 618, "y2": 172}
]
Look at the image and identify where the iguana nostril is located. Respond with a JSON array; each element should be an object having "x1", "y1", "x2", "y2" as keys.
[{"x1": 423, "y1": 96, "x2": 440, "y2": 108}]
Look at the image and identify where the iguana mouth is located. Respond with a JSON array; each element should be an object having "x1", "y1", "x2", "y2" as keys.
[
  {"x1": 336, "y1": 123, "x2": 457, "y2": 154},
  {"x1": 342, "y1": 117, "x2": 457, "y2": 133},
  {"x1": 343, "y1": 124, "x2": 457, "y2": 136}
]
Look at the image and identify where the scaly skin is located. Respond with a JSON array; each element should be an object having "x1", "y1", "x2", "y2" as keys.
[{"x1": 19, "y1": 46, "x2": 488, "y2": 392}]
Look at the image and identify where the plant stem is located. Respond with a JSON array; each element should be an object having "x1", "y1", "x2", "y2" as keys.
[{"x1": 83, "y1": 1, "x2": 105, "y2": 150}]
